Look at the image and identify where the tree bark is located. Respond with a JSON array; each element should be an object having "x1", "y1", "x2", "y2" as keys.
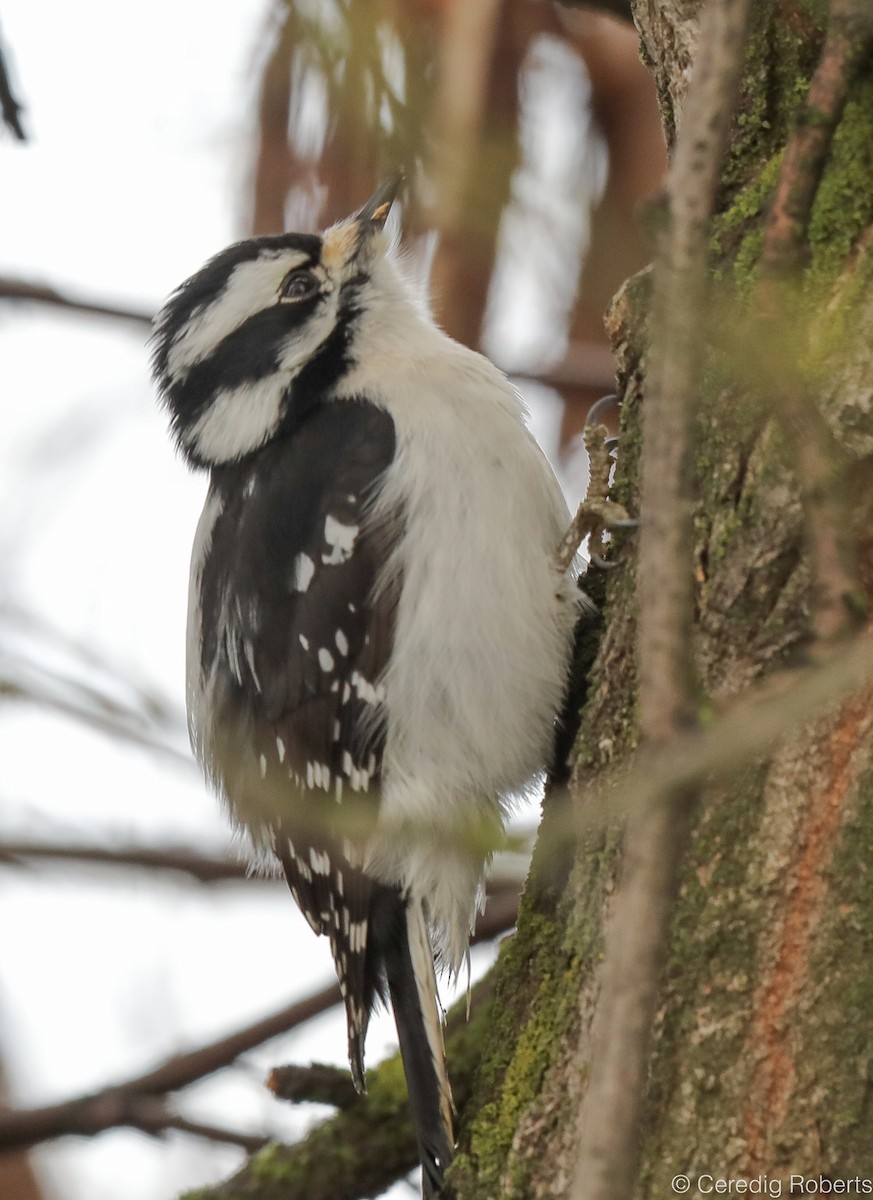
[{"x1": 449, "y1": 3, "x2": 873, "y2": 1196}]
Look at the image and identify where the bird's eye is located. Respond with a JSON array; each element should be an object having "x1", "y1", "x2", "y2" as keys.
[{"x1": 279, "y1": 269, "x2": 319, "y2": 303}]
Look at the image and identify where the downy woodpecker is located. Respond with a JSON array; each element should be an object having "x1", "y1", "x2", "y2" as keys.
[{"x1": 153, "y1": 177, "x2": 580, "y2": 1196}]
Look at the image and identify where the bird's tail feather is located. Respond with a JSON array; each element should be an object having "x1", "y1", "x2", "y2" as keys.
[{"x1": 386, "y1": 897, "x2": 454, "y2": 1198}]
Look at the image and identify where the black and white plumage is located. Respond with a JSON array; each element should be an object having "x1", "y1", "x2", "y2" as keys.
[{"x1": 153, "y1": 177, "x2": 580, "y2": 1196}]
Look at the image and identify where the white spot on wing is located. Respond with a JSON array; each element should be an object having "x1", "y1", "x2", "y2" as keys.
[
  {"x1": 310, "y1": 847, "x2": 331, "y2": 875},
  {"x1": 318, "y1": 648, "x2": 335, "y2": 672},
  {"x1": 335, "y1": 629, "x2": 349, "y2": 656},
  {"x1": 322, "y1": 516, "x2": 359, "y2": 565},
  {"x1": 293, "y1": 554, "x2": 315, "y2": 593},
  {"x1": 244, "y1": 639, "x2": 261, "y2": 692}
]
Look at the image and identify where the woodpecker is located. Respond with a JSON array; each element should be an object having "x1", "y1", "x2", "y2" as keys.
[{"x1": 153, "y1": 177, "x2": 580, "y2": 1196}]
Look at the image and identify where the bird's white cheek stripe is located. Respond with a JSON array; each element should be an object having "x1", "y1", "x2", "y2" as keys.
[
  {"x1": 187, "y1": 379, "x2": 286, "y2": 463},
  {"x1": 166, "y1": 252, "x2": 304, "y2": 378}
]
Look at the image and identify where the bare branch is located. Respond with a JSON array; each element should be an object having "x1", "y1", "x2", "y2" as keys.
[
  {"x1": 0, "y1": 841, "x2": 254, "y2": 884},
  {"x1": 93, "y1": 1094, "x2": 270, "y2": 1154},
  {"x1": 0, "y1": 276, "x2": 153, "y2": 326},
  {"x1": 0, "y1": 840, "x2": 524, "y2": 928},
  {"x1": 760, "y1": 0, "x2": 873, "y2": 280},
  {"x1": 188, "y1": 977, "x2": 497, "y2": 1200},
  {"x1": 0, "y1": 879, "x2": 517, "y2": 1156},
  {"x1": 556, "y1": 0, "x2": 633, "y2": 21},
  {"x1": 572, "y1": 4, "x2": 754, "y2": 1198},
  {"x1": 0, "y1": 24, "x2": 26, "y2": 141},
  {"x1": 268, "y1": 1062, "x2": 359, "y2": 1109},
  {"x1": 2, "y1": 655, "x2": 190, "y2": 768},
  {"x1": 0, "y1": 983, "x2": 341, "y2": 1154},
  {"x1": 580, "y1": 630, "x2": 873, "y2": 833},
  {"x1": 505, "y1": 341, "x2": 617, "y2": 398}
]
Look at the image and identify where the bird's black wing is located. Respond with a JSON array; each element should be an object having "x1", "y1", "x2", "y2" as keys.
[{"x1": 197, "y1": 398, "x2": 401, "y2": 1083}]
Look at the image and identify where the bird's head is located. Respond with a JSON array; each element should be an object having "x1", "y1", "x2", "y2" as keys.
[{"x1": 152, "y1": 175, "x2": 403, "y2": 468}]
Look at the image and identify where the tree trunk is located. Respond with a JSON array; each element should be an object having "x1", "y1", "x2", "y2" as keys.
[
  {"x1": 184, "y1": 3, "x2": 873, "y2": 1196},
  {"x1": 449, "y1": 3, "x2": 873, "y2": 1196}
]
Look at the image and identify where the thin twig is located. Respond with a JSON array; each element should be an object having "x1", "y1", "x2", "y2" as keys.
[
  {"x1": 0, "y1": 841, "x2": 255, "y2": 884},
  {"x1": 0, "y1": 840, "x2": 524, "y2": 927},
  {"x1": 96, "y1": 1094, "x2": 270, "y2": 1154},
  {"x1": 572, "y1": 5, "x2": 754, "y2": 1199},
  {"x1": 0, "y1": 276, "x2": 153, "y2": 326},
  {"x1": 2, "y1": 674, "x2": 192, "y2": 768},
  {"x1": 578, "y1": 630, "x2": 873, "y2": 834},
  {"x1": 760, "y1": 0, "x2": 873, "y2": 280},
  {"x1": 0, "y1": 25, "x2": 25, "y2": 140}
]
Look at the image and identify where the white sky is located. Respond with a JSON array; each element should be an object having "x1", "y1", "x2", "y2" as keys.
[{"x1": 0, "y1": 3, "x2": 592, "y2": 1197}]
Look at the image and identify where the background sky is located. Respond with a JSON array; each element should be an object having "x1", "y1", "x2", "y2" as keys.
[{"x1": 0, "y1": 3, "x2": 585, "y2": 1197}]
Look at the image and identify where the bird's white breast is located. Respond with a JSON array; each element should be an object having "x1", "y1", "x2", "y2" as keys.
[{"x1": 335, "y1": 302, "x2": 580, "y2": 964}]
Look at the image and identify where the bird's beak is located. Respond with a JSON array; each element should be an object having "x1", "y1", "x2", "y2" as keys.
[
  {"x1": 356, "y1": 171, "x2": 403, "y2": 233},
  {"x1": 322, "y1": 173, "x2": 403, "y2": 271}
]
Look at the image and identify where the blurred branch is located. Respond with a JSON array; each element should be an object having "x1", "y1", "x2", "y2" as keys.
[
  {"x1": 760, "y1": 0, "x2": 873, "y2": 280},
  {"x1": 186, "y1": 977, "x2": 496, "y2": 1200},
  {"x1": 0, "y1": 1063, "x2": 43, "y2": 1200},
  {"x1": 572, "y1": 4, "x2": 754, "y2": 1199},
  {"x1": 557, "y1": 1, "x2": 633, "y2": 20},
  {"x1": 1, "y1": 606, "x2": 190, "y2": 765},
  {"x1": 79, "y1": 1093, "x2": 270, "y2": 1154},
  {"x1": 1, "y1": 668, "x2": 191, "y2": 767},
  {"x1": 0, "y1": 982, "x2": 342, "y2": 1154},
  {"x1": 268, "y1": 1062, "x2": 358, "y2": 1109},
  {"x1": 0, "y1": 841, "x2": 254, "y2": 883},
  {"x1": 250, "y1": 2, "x2": 296, "y2": 235},
  {"x1": 0, "y1": 839, "x2": 524, "y2": 918},
  {"x1": 506, "y1": 341, "x2": 616, "y2": 397},
  {"x1": 580, "y1": 629, "x2": 873, "y2": 832},
  {"x1": 0, "y1": 276, "x2": 152, "y2": 326},
  {"x1": 0, "y1": 891, "x2": 517, "y2": 1156},
  {"x1": 0, "y1": 24, "x2": 26, "y2": 141}
]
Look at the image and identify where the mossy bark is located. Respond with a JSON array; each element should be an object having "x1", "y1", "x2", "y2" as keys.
[{"x1": 447, "y1": 3, "x2": 873, "y2": 1198}]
